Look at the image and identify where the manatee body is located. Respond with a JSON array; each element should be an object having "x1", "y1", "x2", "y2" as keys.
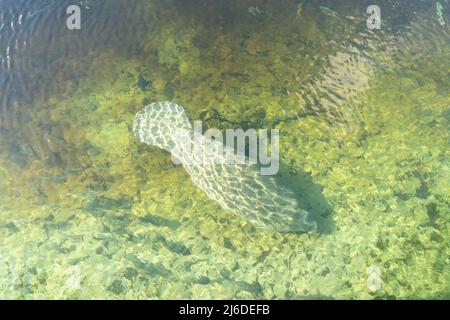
[{"x1": 133, "y1": 101, "x2": 317, "y2": 232}]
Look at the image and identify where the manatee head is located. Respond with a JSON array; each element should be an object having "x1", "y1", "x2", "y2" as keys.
[{"x1": 133, "y1": 101, "x2": 192, "y2": 152}]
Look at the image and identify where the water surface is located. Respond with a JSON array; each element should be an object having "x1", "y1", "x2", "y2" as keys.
[{"x1": 0, "y1": 0, "x2": 448, "y2": 299}]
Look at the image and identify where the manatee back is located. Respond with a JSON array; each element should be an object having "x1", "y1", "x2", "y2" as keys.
[
  {"x1": 133, "y1": 101, "x2": 192, "y2": 152},
  {"x1": 133, "y1": 101, "x2": 317, "y2": 233},
  {"x1": 183, "y1": 140, "x2": 317, "y2": 232}
]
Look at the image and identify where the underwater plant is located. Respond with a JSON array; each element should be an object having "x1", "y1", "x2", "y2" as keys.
[
  {"x1": 296, "y1": 1, "x2": 305, "y2": 17},
  {"x1": 248, "y1": 6, "x2": 263, "y2": 17},
  {"x1": 436, "y1": 1, "x2": 446, "y2": 26},
  {"x1": 319, "y1": 6, "x2": 339, "y2": 19}
]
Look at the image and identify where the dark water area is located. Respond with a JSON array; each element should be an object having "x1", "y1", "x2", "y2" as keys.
[
  {"x1": 0, "y1": 0, "x2": 441, "y2": 114},
  {"x1": 0, "y1": 0, "x2": 137, "y2": 112}
]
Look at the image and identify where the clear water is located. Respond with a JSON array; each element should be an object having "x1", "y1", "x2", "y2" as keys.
[{"x1": 0, "y1": 0, "x2": 448, "y2": 299}]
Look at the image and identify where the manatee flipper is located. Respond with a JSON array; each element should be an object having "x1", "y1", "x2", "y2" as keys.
[{"x1": 134, "y1": 101, "x2": 317, "y2": 233}]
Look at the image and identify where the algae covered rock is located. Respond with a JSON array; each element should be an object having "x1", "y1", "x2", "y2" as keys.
[{"x1": 86, "y1": 121, "x2": 130, "y2": 158}]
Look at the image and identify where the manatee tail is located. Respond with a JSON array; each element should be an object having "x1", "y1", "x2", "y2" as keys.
[{"x1": 133, "y1": 101, "x2": 192, "y2": 152}]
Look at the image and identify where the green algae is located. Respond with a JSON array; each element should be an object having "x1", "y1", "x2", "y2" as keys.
[{"x1": 0, "y1": 0, "x2": 449, "y2": 299}]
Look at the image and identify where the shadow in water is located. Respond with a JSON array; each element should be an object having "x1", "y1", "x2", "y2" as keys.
[{"x1": 278, "y1": 162, "x2": 335, "y2": 234}]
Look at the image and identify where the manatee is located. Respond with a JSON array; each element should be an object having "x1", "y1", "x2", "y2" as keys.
[{"x1": 133, "y1": 101, "x2": 317, "y2": 233}]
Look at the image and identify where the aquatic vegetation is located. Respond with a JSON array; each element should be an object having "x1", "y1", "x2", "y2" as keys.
[
  {"x1": 0, "y1": 0, "x2": 448, "y2": 300},
  {"x1": 319, "y1": 6, "x2": 339, "y2": 19},
  {"x1": 296, "y1": 2, "x2": 305, "y2": 17},
  {"x1": 86, "y1": 121, "x2": 130, "y2": 158},
  {"x1": 436, "y1": 1, "x2": 446, "y2": 26},
  {"x1": 248, "y1": 6, "x2": 263, "y2": 17}
]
